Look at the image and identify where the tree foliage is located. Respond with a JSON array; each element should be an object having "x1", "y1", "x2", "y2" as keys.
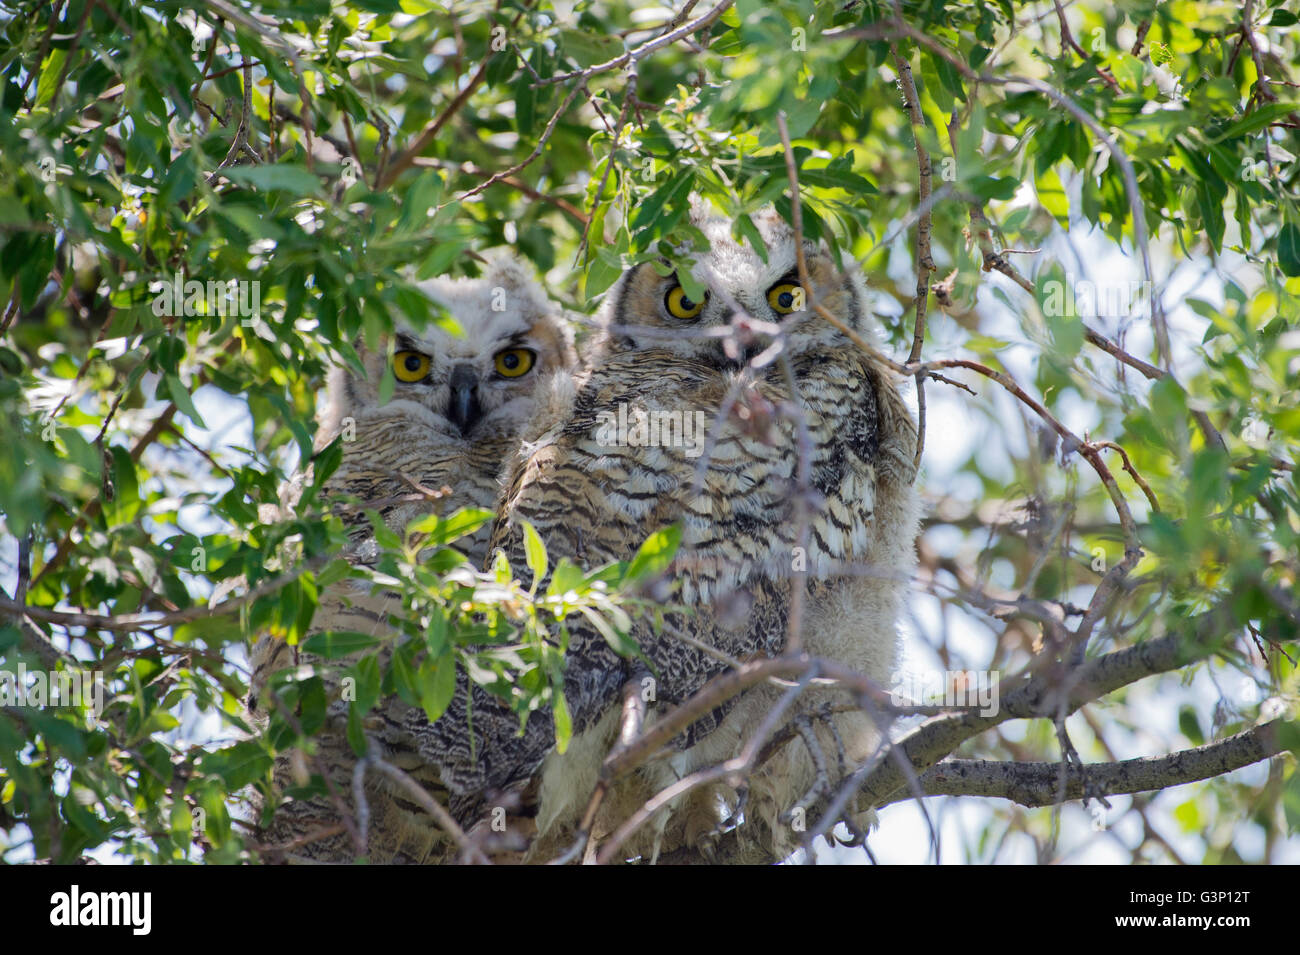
[{"x1": 0, "y1": 0, "x2": 1297, "y2": 864}]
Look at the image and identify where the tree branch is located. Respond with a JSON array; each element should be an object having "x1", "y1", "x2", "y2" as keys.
[
  {"x1": 907, "y1": 720, "x2": 1283, "y2": 808},
  {"x1": 537, "y1": 1, "x2": 733, "y2": 86},
  {"x1": 853, "y1": 603, "x2": 1240, "y2": 810},
  {"x1": 4, "y1": 555, "x2": 328, "y2": 634}
]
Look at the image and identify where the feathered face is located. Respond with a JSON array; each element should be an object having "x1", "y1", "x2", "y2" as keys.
[
  {"x1": 599, "y1": 206, "x2": 878, "y2": 366},
  {"x1": 332, "y1": 254, "x2": 575, "y2": 440}
]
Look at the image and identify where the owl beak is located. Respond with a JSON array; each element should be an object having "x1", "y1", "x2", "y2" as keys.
[{"x1": 448, "y1": 364, "x2": 481, "y2": 435}]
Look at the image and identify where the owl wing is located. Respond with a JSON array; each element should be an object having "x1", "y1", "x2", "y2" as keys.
[{"x1": 251, "y1": 420, "x2": 515, "y2": 860}]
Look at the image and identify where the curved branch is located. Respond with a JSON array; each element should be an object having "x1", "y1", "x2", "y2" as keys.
[
  {"x1": 906, "y1": 720, "x2": 1283, "y2": 808},
  {"x1": 903, "y1": 356, "x2": 1140, "y2": 547},
  {"x1": 854, "y1": 604, "x2": 1239, "y2": 809},
  {"x1": 537, "y1": 1, "x2": 734, "y2": 86},
  {"x1": 0, "y1": 555, "x2": 328, "y2": 633}
]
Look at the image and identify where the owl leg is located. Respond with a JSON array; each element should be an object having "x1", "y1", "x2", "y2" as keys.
[
  {"x1": 817, "y1": 702, "x2": 851, "y2": 778},
  {"x1": 720, "y1": 784, "x2": 748, "y2": 832},
  {"x1": 813, "y1": 704, "x2": 870, "y2": 847},
  {"x1": 784, "y1": 714, "x2": 833, "y2": 824}
]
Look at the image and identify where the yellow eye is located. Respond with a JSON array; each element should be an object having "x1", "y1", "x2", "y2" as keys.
[
  {"x1": 767, "y1": 282, "x2": 805, "y2": 315},
  {"x1": 664, "y1": 285, "x2": 707, "y2": 320},
  {"x1": 393, "y1": 350, "x2": 431, "y2": 382},
  {"x1": 494, "y1": 348, "x2": 535, "y2": 378}
]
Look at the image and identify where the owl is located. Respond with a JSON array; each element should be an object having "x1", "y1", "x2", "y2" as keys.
[
  {"x1": 409, "y1": 203, "x2": 920, "y2": 863},
  {"x1": 248, "y1": 252, "x2": 576, "y2": 863}
]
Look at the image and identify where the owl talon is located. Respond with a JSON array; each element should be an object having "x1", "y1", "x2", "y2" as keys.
[{"x1": 789, "y1": 714, "x2": 833, "y2": 814}]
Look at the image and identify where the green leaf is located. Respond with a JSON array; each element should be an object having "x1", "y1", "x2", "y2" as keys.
[
  {"x1": 967, "y1": 175, "x2": 1019, "y2": 201},
  {"x1": 35, "y1": 48, "x2": 67, "y2": 107},
  {"x1": 426, "y1": 605, "x2": 449, "y2": 656},
  {"x1": 159, "y1": 150, "x2": 199, "y2": 207},
  {"x1": 578, "y1": 605, "x2": 639, "y2": 657},
  {"x1": 302, "y1": 630, "x2": 380, "y2": 659},
  {"x1": 298, "y1": 676, "x2": 328, "y2": 735},
  {"x1": 522, "y1": 521, "x2": 548, "y2": 590},
  {"x1": 1284, "y1": 770, "x2": 1300, "y2": 836},
  {"x1": 348, "y1": 655, "x2": 382, "y2": 714},
  {"x1": 165, "y1": 374, "x2": 207, "y2": 429},
  {"x1": 547, "y1": 558, "x2": 587, "y2": 598},
  {"x1": 391, "y1": 642, "x2": 420, "y2": 707},
  {"x1": 405, "y1": 508, "x2": 494, "y2": 549},
  {"x1": 1211, "y1": 102, "x2": 1300, "y2": 143},
  {"x1": 346, "y1": 704, "x2": 367, "y2": 757},
  {"x1": 419, "y1": 652, "x2": 457, "y2": 724},
  {"x1": 797, "y1": 165, "x2": 879, "y2": 195},
  {"x1": 23, "y1": 710, "x2": 86, "y2": 759},
  {"x1": 677, "y1": 266, "x2": 706, "y2": 306},
  {"x1": 560, "y1": 29, "x2": 622, "y2": 68},
  {"x1": 492, "y1": 548, "x2": 511, "y2": 584},
  {"x1": 514, "y1": 69, "x2": 537, "y2": 138},
  {"x1": 199, "y1": 785, "x2": 233, "y2": 846},
  {"x1": 1178, "y1": 706, "x2": 1204, "y2": 746},
  {"x1": 734, "y1": 214, "x2": 769, "y2": 262},
  {"x1": 396, "y1": 169, "x2": 443, "y2": 234},
  {"x1": 103, "y1": 444, "x2": 141, "y2": 528},
  {"x1": 171, "y1": 797, "x2": 193, "y2": 849},
  {"x1": 929, "y1": 49, "x2": 967, "y2": 103},
  {"x1": 195, "y1": 741, "x2": 273, "y2": 789},
  {"x1": 583, "y1": 244, "x2": 623, "y2": 301},
  {"x1": 220, "y1": 164, "x2": 325, "y2": 196},
  {"x1": 1278, "y1": 221, "x2": 1300, "y2": 278},
  {"x1": 63, "y1": 790, "x2": 108, "y2": 842},
  {"x1": 632, "y1": 169, "x2": 694, "y2": 234},
  {"x1": 1034, "y1": 167, "x2": 1069, "y2": 227},
  {"x1": 553, "y1": 690, "x2": 572, "y2": 754}
]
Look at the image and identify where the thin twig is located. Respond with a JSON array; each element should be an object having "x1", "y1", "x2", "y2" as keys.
[
  {"x1": 438, "y1": 83, "x2": 582, "y2": 208},
  {"x1": 536, "y1": 1, "x2": 733, "y2": 86},
  {"x1": 890, "y1": 43, "x2": 936, "y2": 465},
  {"x1": 367, "y1": 757, "x2": 490, "y2": 865}
]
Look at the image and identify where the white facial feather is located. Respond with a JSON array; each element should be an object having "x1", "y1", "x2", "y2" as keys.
[
  {"x1": 596, "y1": 205, "x2": 882, "y2": 366},
  {"x1": 322, "y1": 252, "x2": 575, "y2": 442}
]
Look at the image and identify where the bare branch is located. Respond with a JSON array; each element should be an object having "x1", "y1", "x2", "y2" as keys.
[
  {"x1": 537, "y1": 1, "x2": 734, "y2": 87},
  {"x1": 907, "y1": 721, "x2": 1284, "y2": 808},
  {"x1": 2, "y1": 555, "x2": 329, "y2": 634},
  {"x1": 439, "y1": 83, "x2": 582, "y2": 208},
  {"x1": 902, "y1": 357, "x2": 1141, "y2": 548},
  {"x1": 890, "y1": 41, "x2": 936, "y2": 463},
  {"x1": 853, "y1": 603, "x2": 1240, "y2": 810},
  {"x1": 366, "y1": 757, "x2": 490, "y2": 865}
]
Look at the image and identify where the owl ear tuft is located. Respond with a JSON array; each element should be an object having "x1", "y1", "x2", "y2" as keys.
[
  {"x1": 480, "y1": 249, "x2": 552, "y2": 316},
  {"x1": 480, "y1": 248, "x2": 532, "y2": 290},
  {"x1": 554, "y1": 309, "x2": 580, "y2": 368}
]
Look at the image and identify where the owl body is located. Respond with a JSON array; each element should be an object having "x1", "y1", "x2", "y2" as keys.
[
  {"x1": 469, "y1": 205, "x2": 920, "y2": 863},
  {"x1": 525, "y1": 352, "x2": 918, "y2": 862},
  {"x1": 248, "y1": 254, "x2": 575, "y2": 863}
]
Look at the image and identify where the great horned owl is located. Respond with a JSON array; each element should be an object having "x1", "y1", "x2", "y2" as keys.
[
  {"x1": 412, "y1": 204, "x2": 919, "y2": 863},
  {"x1": 249, "y1": 252, "x2": 576, "y2": 863}
]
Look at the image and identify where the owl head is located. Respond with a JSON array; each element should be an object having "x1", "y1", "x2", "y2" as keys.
[
  {"x1": 596, "y1": 201, "x2": 879, "y2": 366},
  {"x1": 323, "y1": 252, "x2": 577, "y2": 441}
]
